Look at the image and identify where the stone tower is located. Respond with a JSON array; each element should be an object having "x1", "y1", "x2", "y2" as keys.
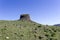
[{"x1": 20, "y1": 14, "x2": 30, "y2": 21}]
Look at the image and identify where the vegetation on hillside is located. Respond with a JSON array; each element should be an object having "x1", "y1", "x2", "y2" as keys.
[{"x1": 0, "y1": 20, "x2": 60, "y2": 40}]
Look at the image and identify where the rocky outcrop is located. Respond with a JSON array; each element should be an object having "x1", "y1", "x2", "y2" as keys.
[{"x1": 20, "y1": 14, "x2": 31, "y2": 21}]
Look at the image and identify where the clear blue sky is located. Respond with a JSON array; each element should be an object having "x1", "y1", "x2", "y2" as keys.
[{"x1": 0, "y1": 0, "x2": 60, "y2": 25}]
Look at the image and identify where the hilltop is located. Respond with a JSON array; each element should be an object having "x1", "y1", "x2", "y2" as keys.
[
  {"x1": 54, "y1": 24, "x2": 60, "y2": 26},
  {"x1": 0, "y1": 14, "x2": 60, "y2": 40}
]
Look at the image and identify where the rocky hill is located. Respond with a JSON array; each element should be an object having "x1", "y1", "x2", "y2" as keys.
[
  {"x1": 54, "y1": 24, "x2": 60, "y2": 26},
  {"x1": 0, "y1": 14, "x2": 60, "y2": 40}
]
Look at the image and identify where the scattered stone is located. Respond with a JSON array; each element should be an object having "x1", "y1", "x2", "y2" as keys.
[
  {"x1": 6, "y1": 37, "x2": 9, "y2": 39},
  {"x1": 0, "y1": 35, "x2": 2, "y2": 37}
]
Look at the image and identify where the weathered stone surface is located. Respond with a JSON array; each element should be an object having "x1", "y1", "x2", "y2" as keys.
[{"x1": 20, "y1": 14, "x2": 30, "y2": 21}]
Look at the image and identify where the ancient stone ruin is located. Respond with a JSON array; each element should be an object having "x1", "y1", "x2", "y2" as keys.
[{"x1": 20, "y1": 14, "x2": 31, "y2": 21}]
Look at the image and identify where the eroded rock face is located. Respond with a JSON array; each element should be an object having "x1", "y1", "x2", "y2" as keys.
[{"x1": 20, "y1": 14, "x2": 30, "y2": 21}]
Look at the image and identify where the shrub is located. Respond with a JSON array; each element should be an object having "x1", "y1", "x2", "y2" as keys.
[
  {"x1": 38, "y1": 36, "x2": 43, "y2": 39},
  {"x1": 38, "y1": 24, "x2": 42, "y2": 28},
  {"x1": 51, "y1": 33, "x2": 56, "y2": 37},
  {"x1": 34, "y1": 35, "x2": 36, "y2": 38},
  {"x1": 45, "y1": 34, "x2": 49, "y2": 37}
]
